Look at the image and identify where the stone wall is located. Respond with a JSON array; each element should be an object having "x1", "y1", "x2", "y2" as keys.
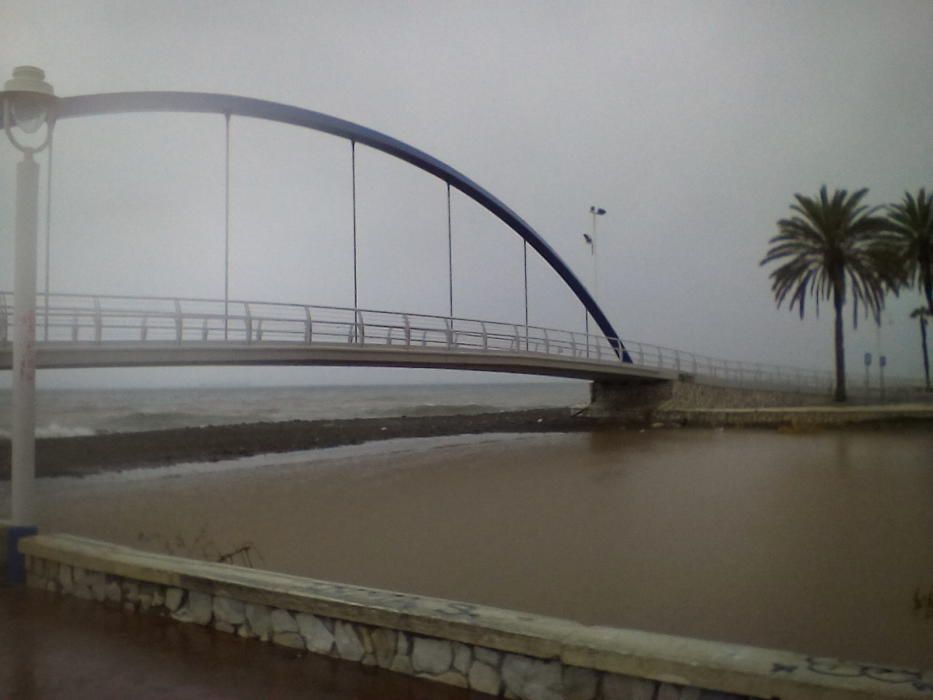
[
  {"x1": 587, "y1": 379, "x2": 831, "y2": 419},
  {"x1": 22, "y1": 556, "x2": 731, "y2": 700},
  {"x1": 660, "y1": 404, "x2": 933, "y2": 428},
  {"x1": 659, "y1": 381, "x2": 831, "y2": 410},
  {"x1": 19, "y1": 534, "x2": 933, "y2": 700}
]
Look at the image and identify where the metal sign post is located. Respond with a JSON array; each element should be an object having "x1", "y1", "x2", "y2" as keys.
[
  {"x1": 879, "y1": 355, "x2": 887, "y2": 402},
  {"x1": 864, "y1": 352, "x2": 872, "y2": 397}
]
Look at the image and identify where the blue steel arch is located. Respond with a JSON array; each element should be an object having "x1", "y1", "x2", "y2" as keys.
[{"x1": 42, "y1": 91, "x2": 631, "y2": 361}]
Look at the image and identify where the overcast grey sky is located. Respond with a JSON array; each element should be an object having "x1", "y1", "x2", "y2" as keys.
[{"x1": 2, "y1": 1, "x2": 932, "y2": 388}]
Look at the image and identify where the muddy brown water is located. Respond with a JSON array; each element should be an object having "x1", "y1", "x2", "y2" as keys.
[{"x1": 14, "y1": 426, "x2": 933, "y2": 671}]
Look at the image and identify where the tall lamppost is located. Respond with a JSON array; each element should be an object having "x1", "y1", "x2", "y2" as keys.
[
  {"x1": 582, "y1": 206, "x2": 606, "y2": 355},
  {"x1": 2, "y1": 66, "x2": 56, "y2": 581},
  {"x1": 587, "y1": 205, "x2": 606, "y2": 299}
]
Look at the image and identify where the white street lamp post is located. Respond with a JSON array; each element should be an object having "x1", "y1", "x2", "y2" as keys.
[{"x1": 2, "y1": 66, "x2": 55, "y2": 579}]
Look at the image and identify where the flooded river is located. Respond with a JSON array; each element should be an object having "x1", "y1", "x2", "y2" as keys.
[{"x1": 15, "y1": 425, "x2": 933, "y2": 670}]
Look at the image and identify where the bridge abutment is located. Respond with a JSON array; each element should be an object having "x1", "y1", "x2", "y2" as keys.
[
  {"x1": 588, "y1": 377, "x2": 832, "y2": 419},
  {"x1": 587, "y1": 379, "x2": 675, "y2": 419}
]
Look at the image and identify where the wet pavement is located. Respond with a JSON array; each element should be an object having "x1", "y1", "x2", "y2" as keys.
[{"x1": 0, "y1": 586, "x2": 489, "y2": 699}]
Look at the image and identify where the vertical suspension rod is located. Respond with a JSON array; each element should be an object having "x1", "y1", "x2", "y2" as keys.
[
  {"x1": 351, "y1": 140, "x2": 359, "y2": 311},
  {"x1": 523, "y1": 241, "x2": 529, "y2": 351},
  {"x1": 224, "y1": 113, "x2": 231, "y2": 340},
  {"x1": 447, "y1": 183, "x2": 453, "y2": 320}
]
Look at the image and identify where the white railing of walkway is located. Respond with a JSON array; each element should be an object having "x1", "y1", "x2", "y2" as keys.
[{"x1": 0, "y1": 291, "x2": 921, "y2": 399}]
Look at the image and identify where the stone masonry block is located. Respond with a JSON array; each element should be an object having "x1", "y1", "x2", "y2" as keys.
[
  {"x1": 334, "y1": 621, "x2": 365, "y2": 662},
  {"x1": 297, "y1": 613, "x2": 335, "y2": 655},
  {"x1": 246, "y1": 603, "x2": 272, "y2": 640},
  {"x1": 412, "y1": 637, "x2": 454, "y2": 676},
  {"x1": 213, "y1": 596, "x2": 246, "y2": 626},
  {"x1": 270, "y1": 608, "x2": 298, "y2": 634},
  {"x1": 469, "y1": 661, "x2": 502, "y2": 696},
  {"x1": 369, "y1": 627, "x2": 396, "y2": 667},
  {"x1": 453, "y1": 643, "x2": 472, "y2": 674},
  {"x1": 390, "y1": 655, "x2": 414, "y2": 675},
  {"x1": 502, "y1": 654, "x2": 562, "y2": 700},
  {"x1": 359, "y1": 625, "x2": 375, "y2": 655},
  {"x1": 475, "y1": 647, "x2": 502, "y2": 667}
]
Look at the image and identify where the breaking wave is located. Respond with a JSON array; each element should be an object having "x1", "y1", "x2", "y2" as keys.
[{"x1": 36, "y1": 423, "x2": 97, "y2": 438}]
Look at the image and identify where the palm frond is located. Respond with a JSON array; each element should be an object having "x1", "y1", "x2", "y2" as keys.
[
  {"x1": 762, "y1": 186, "x2": 894, "y2": 323},
  {"x1": 886, "y1": 188, "x2": 933, "y2": 310}
]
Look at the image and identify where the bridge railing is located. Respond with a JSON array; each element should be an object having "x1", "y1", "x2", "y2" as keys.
[
  {"x1": 619, "y1": 340, "x2": 835, "y2": 393},
  {"x1": 3, "y1": 291, "x2": 622, "y2": 362},
  {"x1": 0, "y1": 291, "x2": 922, "y2": 398}
]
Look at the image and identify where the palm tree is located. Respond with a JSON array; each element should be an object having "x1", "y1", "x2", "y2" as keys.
[
  {"x1": 910, "y1": 306, "x2": 931, "y2": 391},
  {"x1": 887, "y1": 188, "x2": 933, "y2": 314},
  {"x1": 761, "y1": 186, "x2": 902, "y2": 402}
]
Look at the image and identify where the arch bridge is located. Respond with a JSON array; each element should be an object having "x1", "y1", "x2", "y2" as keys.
[
  {"x1": 29, "y1": 91, "x2": 629, "y2": 359},
  {"x1": 1, "y1": 89, "x2": 834, "y2": 392}
]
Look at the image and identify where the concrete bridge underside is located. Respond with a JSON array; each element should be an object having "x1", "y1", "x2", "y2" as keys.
[{"x1": 0, "y1": 342, "x2": 680, "y2": 385}]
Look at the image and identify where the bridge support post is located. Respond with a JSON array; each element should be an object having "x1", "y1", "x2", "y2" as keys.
[{"x1": 587, "y1": 379, "x2": 674, "y2": 419}]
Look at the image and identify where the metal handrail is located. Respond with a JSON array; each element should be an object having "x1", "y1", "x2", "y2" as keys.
[{"x1": 0, "y1": 290, "x2": 922, "y2": 396}]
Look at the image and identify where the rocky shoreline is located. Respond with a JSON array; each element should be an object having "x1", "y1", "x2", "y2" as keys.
[
  {"x1": 3, "y1": 402, "x2": 930, "y2": 480},
  {"x1": 0, "y1": 408, "x2": 602, "y2": 480}
]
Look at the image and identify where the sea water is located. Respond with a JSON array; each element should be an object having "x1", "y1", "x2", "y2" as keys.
[{"x1": 0, "y1": 381, "x2": 589, "y2": 437}]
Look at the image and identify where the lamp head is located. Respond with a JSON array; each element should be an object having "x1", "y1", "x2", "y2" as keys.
[
  {"x1": 590, "y1": 206, "x2": 607, "y2": 216},
  {"x1": 4, "y1": 66, "x2": 55, "y2": 135}
]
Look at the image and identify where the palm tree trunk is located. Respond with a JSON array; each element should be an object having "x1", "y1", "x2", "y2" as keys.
[
  {"x1": 833, "y1": 282, "x2": 846, "y2": 402},
  {"x1": 921, "y1": 317, "x2": 931, "y2": 392},
  {"x1": 925, "y1": 270, "x2": 933, "y2": 316}
]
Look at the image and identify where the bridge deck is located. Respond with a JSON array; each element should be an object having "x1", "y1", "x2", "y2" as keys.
[
  {"x1": 0, "y1": 293, "x2": 843, "y2": 393},
  {"x1": 0, "y1": 342, "x2": 679, "y2": 383}
]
